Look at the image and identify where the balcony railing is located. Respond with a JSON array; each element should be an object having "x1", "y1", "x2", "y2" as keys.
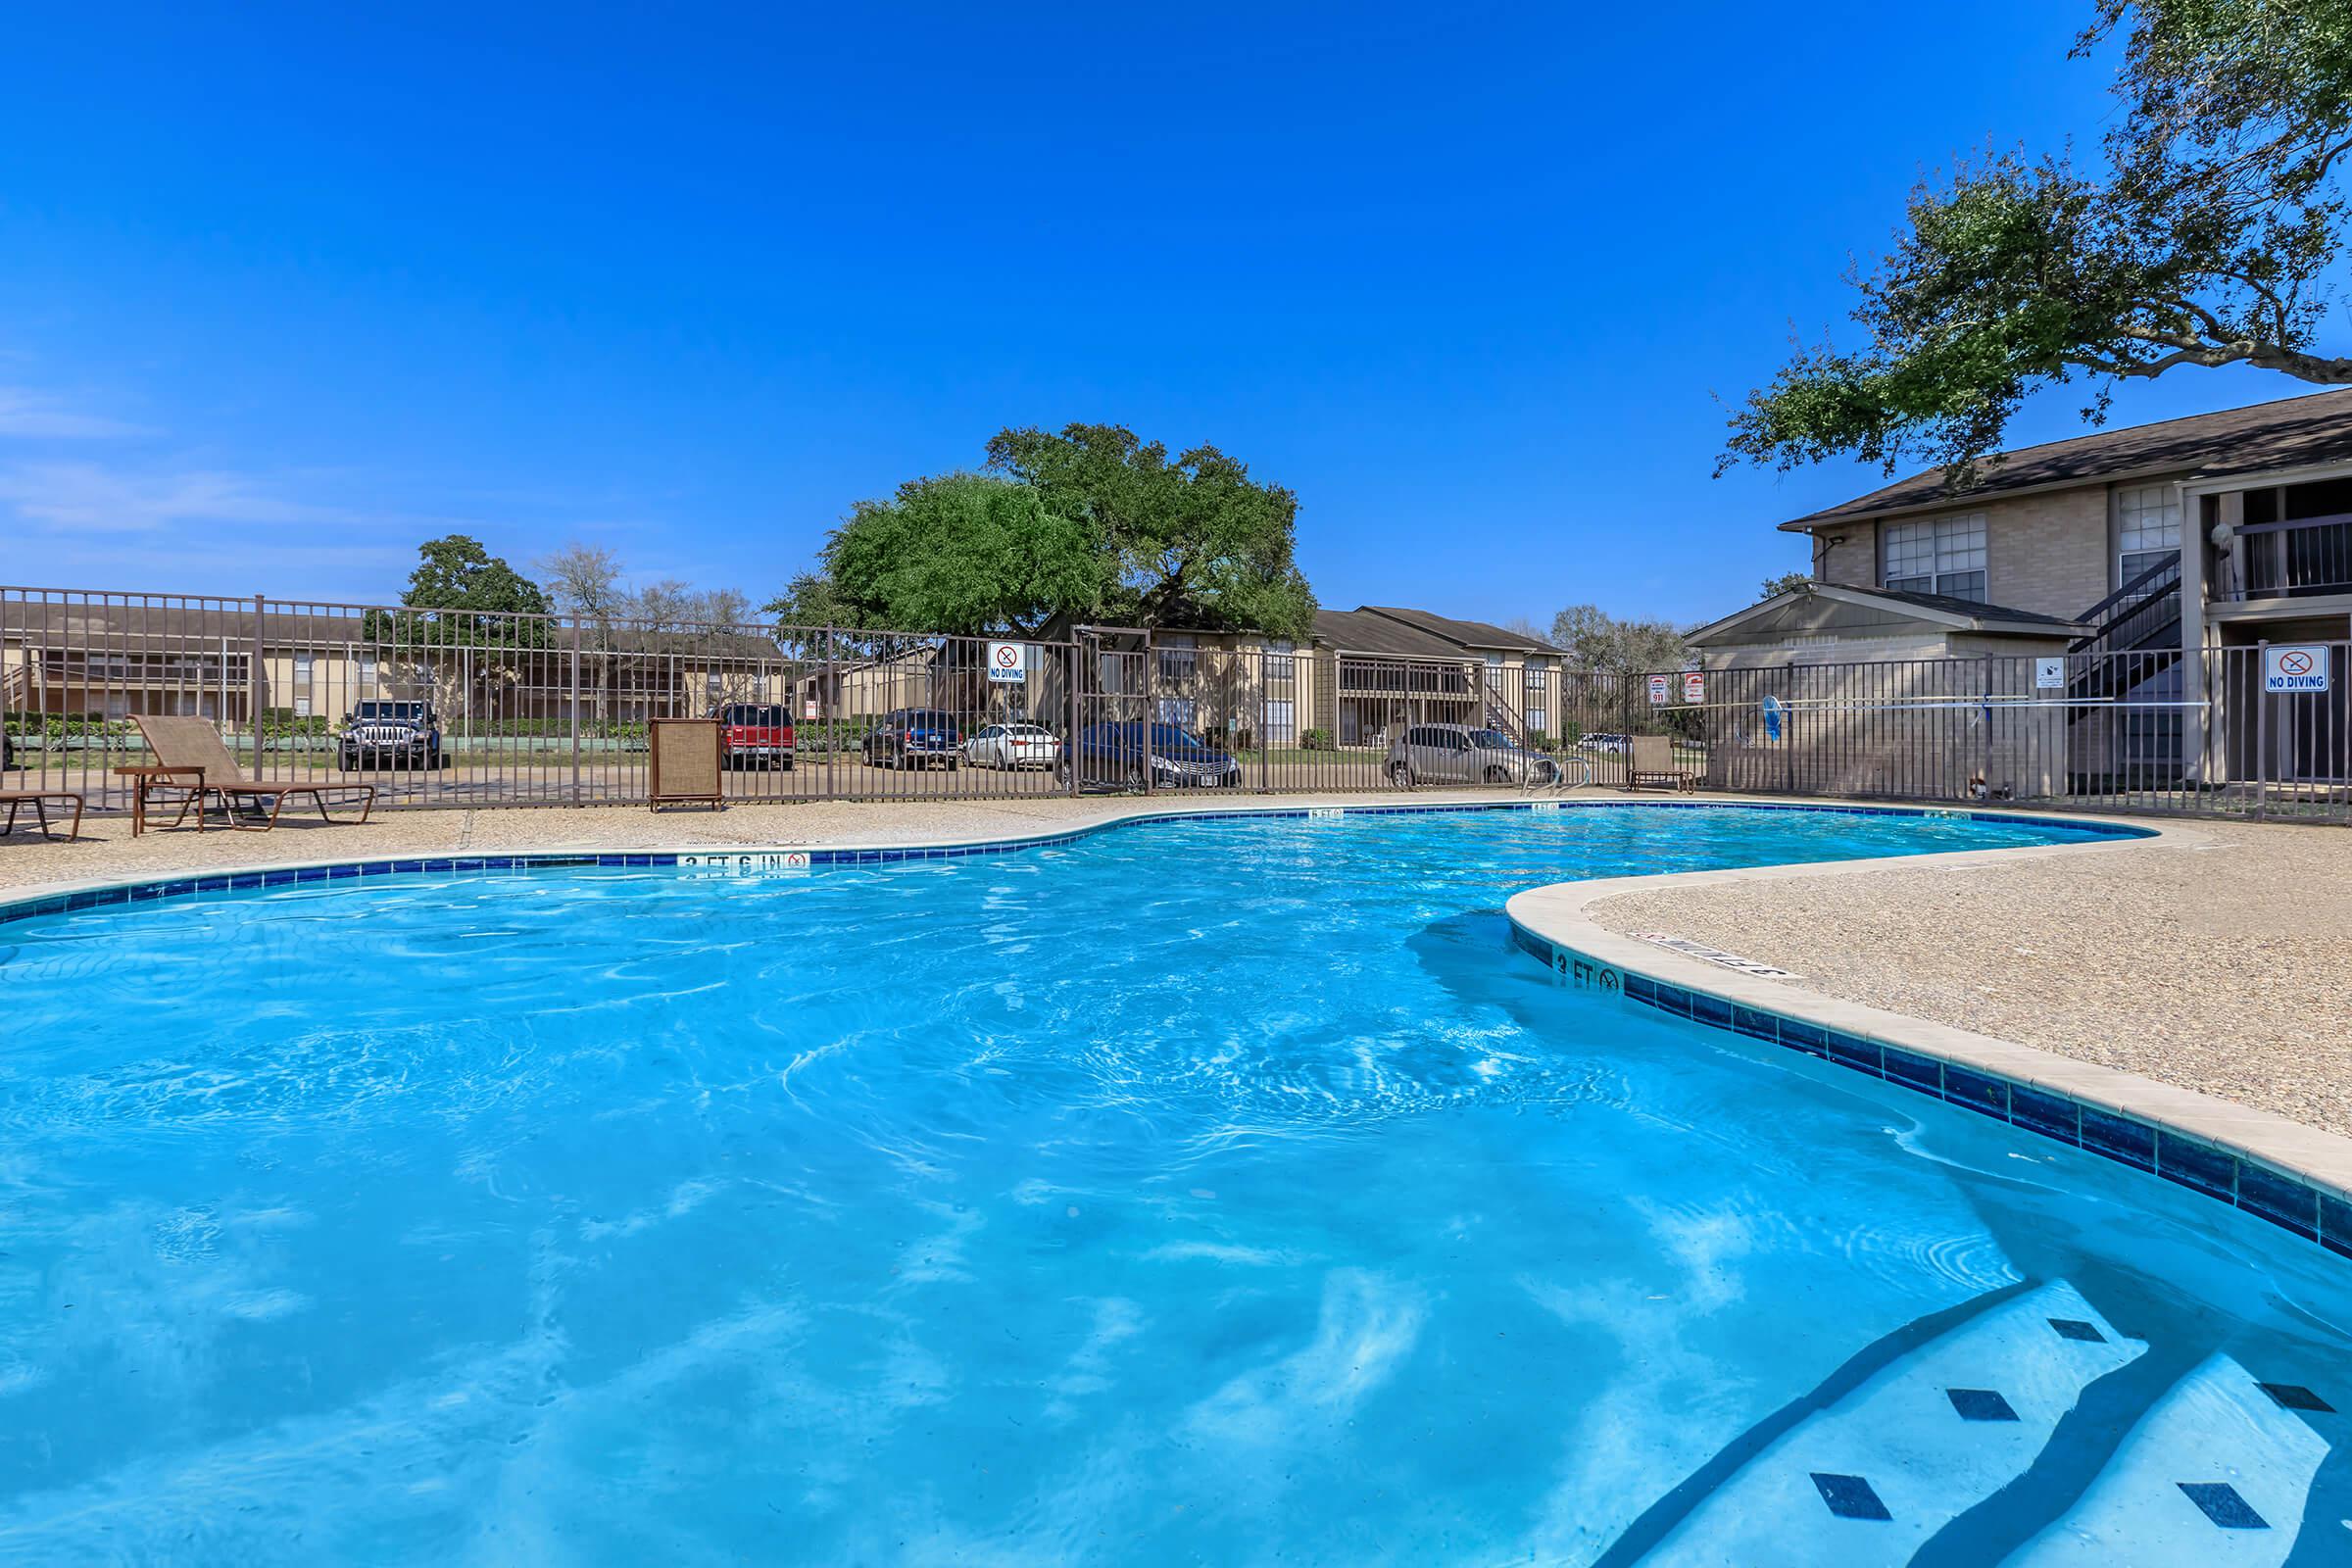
[{"x1": 2213, "y1": 512, "x2": 2352, "y2": 603}]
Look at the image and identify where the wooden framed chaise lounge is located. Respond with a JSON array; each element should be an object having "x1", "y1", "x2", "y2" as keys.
[{"x1": 128, "y1": 715, "x2": 377, "y2": 834}]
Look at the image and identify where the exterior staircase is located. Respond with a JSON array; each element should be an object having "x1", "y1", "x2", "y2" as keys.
[
  {"x1": 2064, "y1": 551, "x2": 2182, "y2": 702},
  {"x1": 1478, "y1": 663, "x2": 1538, "y2": 748}
]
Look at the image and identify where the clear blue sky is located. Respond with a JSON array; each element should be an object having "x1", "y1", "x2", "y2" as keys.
[{"x1": 0, "y1": 2, "x2": 2318, "y2": 624}]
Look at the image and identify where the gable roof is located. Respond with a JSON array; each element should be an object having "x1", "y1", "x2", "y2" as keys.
[
  {"x1": 1781, "y1": 387, "x2": 2352, "y2": 532},
  {"x1": 1688, "y1": 581, "x2": 2086, "y2": 646},
  {"x1": 1352, "y1": 606, "x2": 1562, "y2": 654},
  {"x1": 1309, "y1": 608, "x2": 1465, "y2": 658}
]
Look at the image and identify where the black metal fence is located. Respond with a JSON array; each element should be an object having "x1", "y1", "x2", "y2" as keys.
[{"x1": 4, "y1": 585, "x2": 2346, "y2": 823}]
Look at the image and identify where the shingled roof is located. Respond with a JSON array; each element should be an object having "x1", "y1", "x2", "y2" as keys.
[
  {"x1": 1309, "y1": 608, "x2": 1463, "y2": 659},
  {"x1": 1780, "y1": 388, "x2": 2352, "y2": 532},
  {"x1": 1354, "y1": 606, "x2": 1561, "y2": 654},
  {"x1": 1309, "y1": 606, "x2": 1562, "y2": 657}
]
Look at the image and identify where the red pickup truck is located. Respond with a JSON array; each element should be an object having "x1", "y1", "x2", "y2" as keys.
[{"x1": 713, "y1": 703, "x2": 795, "y2": 770}]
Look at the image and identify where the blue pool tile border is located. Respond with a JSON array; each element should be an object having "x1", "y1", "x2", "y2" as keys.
[{"x1": 1511, "y1": 920, "x2": 2352, "y2": 1262}]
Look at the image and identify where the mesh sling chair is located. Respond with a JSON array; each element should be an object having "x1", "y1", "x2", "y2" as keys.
[{"x1": 131, "y1": 715, "x2": 377, "y2": 832}]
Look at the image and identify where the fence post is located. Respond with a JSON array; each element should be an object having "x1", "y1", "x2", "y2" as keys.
[
  {"x1": 249, "y1": 592, "x2": 266, "y2": 777},
  {"x1": 1066, "y1": 637, "x2": 1081, "y2": 798},
  {"x1": 569, "y1": 626, "x2": 582, "y2": 807},
  {"x1": 821, "y1": 626, "x2": 837, "y2": 802},
  {"x1": 1258, "y1": 647, "x2": 1269, "y2": 795},
  {"x1": 2255, "y1": 638, "x2": 2270, "y2": 820}
]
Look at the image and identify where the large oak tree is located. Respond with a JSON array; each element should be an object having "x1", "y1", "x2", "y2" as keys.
[
  {"x1": 776, "y1": 426, "x2": 1318, "y2": 641},
  {"x1": 984, "y1": 423, "x2": 1316, "y2": 638}
]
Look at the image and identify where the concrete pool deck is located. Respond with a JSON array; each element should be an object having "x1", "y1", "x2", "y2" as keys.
[
  {"x1": 4, "y1": 788, "x2": 2345, "y2": 1148},
  {"x1": 1583, "y1": 812, "x2": 2352, "y2": 1141}
]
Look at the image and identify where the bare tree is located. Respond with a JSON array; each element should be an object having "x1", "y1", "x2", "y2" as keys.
[
  {"x1": 539, "y1": 543, "x2": 627, "y2": 619},
  {"x1": 537, "y1": 543, "x2": 630, "y2": 726}
]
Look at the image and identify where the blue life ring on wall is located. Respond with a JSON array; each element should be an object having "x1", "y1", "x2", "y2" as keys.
[{"x1": 1761, "y1": 695, "x2": 1785, "y2": 743}]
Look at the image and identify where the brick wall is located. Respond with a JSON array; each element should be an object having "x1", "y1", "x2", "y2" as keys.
[
  {"x1": 1983, "y1": 488, "x2": 2110, "y2": 619},
  {"x1": 1805, "y1": 485, "x2": 2113, "y2": 619},
  {"x1": 1815, "y1": 527, "x2": 1878, "y2": 589}
]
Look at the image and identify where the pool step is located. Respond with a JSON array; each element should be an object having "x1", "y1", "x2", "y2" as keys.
[
  {"x1": 1635, "y1": 1281, "x2": 2144, "y2": 1566},
  {"x1": 1999, "y1": 1352, "x2": 2331, "y2": 1566}
]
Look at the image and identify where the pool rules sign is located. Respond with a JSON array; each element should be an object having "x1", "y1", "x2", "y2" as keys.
[
  {"x1": 2265, "y1": 645, "x2": 2331, "y2": 693},
  {"x1": 987, "y1": 641, "x2": 1028, "y2": 684}
]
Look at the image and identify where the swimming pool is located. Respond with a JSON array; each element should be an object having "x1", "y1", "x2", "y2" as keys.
[{"x1": 1, "y1": 804, "x2": 2345, "y2": 1563}]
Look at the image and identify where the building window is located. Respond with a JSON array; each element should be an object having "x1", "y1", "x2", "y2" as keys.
[
  {"x1": 1525, "y1": 706, "x2": 1548, "y2": 733},
  {"x1": 1883, "y1": 514, "x2": 1986, "y2": 602},
  {"x1": 1263, "y1": 639, "x2": 1295, "y2": 680},
  {"x1": 1157, "y1": 634, "x2": 1198, "y2": 681},
  {"x1": 2116, "y1": 483, "x2": 2181, "y2": 585}
]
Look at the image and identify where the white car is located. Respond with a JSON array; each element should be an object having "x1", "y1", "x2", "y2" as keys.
[{"x1": 964, "y1": 723, "x2": 1061, "y2": 770}]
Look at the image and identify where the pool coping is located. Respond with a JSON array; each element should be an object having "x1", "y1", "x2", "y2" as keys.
[
  {"x1": 1504, "y1": 824, "x2": 2352, "y2": 1260},
  {"x1": 15, "y1": 792, "x2": 2339, "y2": 1258}
]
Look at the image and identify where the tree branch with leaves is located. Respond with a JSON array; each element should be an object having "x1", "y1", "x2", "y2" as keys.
[{"x1": 1722, "y1": 0, "x2": 2352, "y2": 485}]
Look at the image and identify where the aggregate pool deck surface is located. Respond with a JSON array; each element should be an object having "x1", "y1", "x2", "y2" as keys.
[
  {"x1": 5, "y1": 791, "x2": 2342, "y2": 1138},
  {"x1": 1589, "y1": 816, "x2": 2352, "y2": 1139}
]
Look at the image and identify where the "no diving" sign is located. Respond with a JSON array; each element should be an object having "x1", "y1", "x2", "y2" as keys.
[
  {"x1": 2265, "y1": 645, "x2": 2331, "y2": 693},
  {"x1": 987, "y1": 641, "x2": 1029, "y2": 684}
]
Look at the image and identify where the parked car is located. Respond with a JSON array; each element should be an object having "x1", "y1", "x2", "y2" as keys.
[
  {"x1": 713, "y1": 703, "x2": 795, "y2": 770},
  {"x1": 338, "y1": 701, "x2": 442, "y2": 770},
  {"x1": 1058, "y1": 721, "x2": 1241, "y2": 790},
  {"x1": 1575, "y1": 732, "x2": 1634, "y2": 756},
  {"x1": 862, "y1": 709, "x2": 962, "y2": 770},
  {"x1": 964, "y1": 722, "x2": 1060, "y2": 770},
  {"x1": 1384, "y1": 723, "x2": 1558, "y2": 787}
]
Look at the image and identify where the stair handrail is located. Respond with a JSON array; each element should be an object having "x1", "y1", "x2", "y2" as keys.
[
  {"x1": 2069, "y1": 551, "x2": 2181, "y2": 652},
  {"x1": 2071, "y1": 551, "x2": 2180, "y2": 630},
  {"x1": 1478, "y1": 664, "x2": 1537, "y2": 749}
]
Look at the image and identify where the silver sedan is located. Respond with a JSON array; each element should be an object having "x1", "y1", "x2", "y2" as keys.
[{"x1": 964, "y1": 723, "x2": 1062, "y2": 770}]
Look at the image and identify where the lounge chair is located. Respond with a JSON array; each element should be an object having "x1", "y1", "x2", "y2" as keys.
[
  {"x1": 1626, "y1": 734, "x2": 1699, "y2": 793},
  {"x1": 0, "y1": 790, "x2": 84, "y2": 842},
  {"x1": 129, "y1": 715, "x2": 377, "y2": 833}
]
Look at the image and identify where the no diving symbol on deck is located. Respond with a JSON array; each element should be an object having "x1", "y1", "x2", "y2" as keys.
[{"x1": 2266, "y1": 645, "x2": 2331, "y2": 693}]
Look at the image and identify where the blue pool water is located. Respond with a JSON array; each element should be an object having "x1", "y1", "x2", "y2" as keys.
[{"x1": 0, "y1": 805, "x2": 2347, "y2": 1564}]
